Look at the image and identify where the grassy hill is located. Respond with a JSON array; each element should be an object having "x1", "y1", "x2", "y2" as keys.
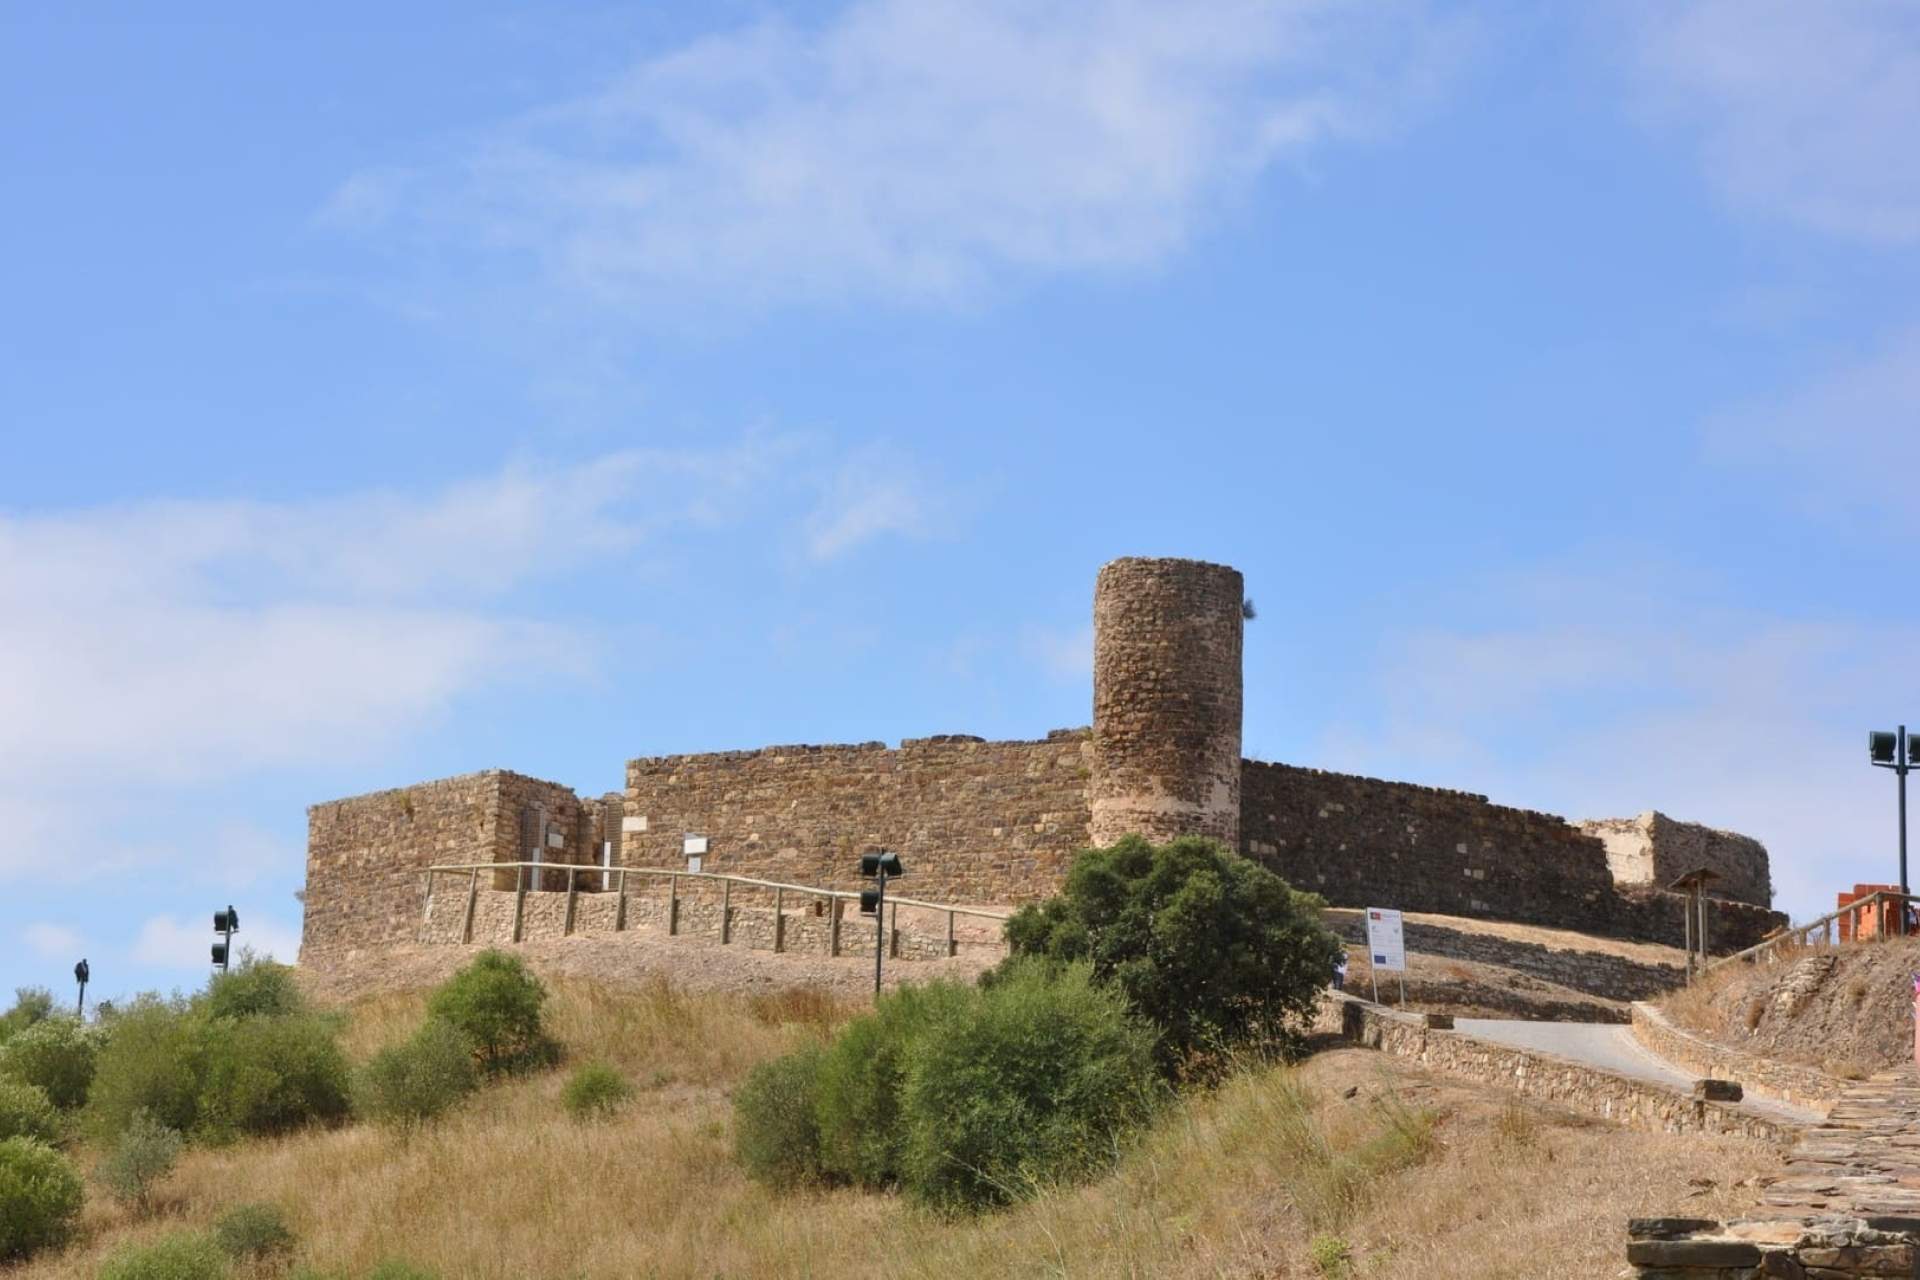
[{"x1": 16, "y1": 971, "x2": 1769, "y2": 1280}]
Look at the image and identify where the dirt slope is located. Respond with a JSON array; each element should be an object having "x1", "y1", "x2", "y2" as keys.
[{"x1": 1661, "y1": 938, "x2": 1920, "y2": 1077}]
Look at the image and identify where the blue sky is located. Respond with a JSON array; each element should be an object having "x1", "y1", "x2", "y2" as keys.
[{"x1": 5, "y1": 2, "x2": 1919, "y2": 1001}]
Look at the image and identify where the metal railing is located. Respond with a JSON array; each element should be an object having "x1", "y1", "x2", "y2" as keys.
[
  {"x1": 417, "y1": 860, "x2": 1011, "y2": 958},
  {"x1": 1702, "y1": 889, "x2": 1920, "y2": 974}
]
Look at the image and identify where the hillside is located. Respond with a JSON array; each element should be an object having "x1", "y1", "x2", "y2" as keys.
[
  {"x1": 16, "y1": 968, "x2": 1770, "y2": 1280},
  {"x1": 1661, "y1": 937, "x2": 1920, "y2": 1078}
]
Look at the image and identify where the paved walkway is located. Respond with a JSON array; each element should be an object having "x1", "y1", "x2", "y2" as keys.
[{"x1": 1454, "y1": 1017, "x2": 1825, "y2": 1126}]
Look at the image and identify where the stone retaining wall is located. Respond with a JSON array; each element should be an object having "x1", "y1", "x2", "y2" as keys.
[
  {"x1": 1325, "y1": 909, "x2": 1685, "y2": 1001},
  {"x1": 420, "y1": 882, "x2": 1004, "y2": 964},
  {"x1": 1631, "y1": 1001, "x2": 1845, "y2": 1116},
  {"x1": 1627, "y1": 1216, "x2": 1920, "y2": 1278},
  {"x1": 1324, "y1": 993, "x2": 1799, "y2": 1146}
]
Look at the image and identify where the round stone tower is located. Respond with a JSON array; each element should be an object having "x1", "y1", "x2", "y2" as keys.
[{"x1": 1089, "y1": 556, "x2": 1244, "y2": 849}]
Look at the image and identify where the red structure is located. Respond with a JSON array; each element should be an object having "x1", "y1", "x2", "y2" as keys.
[{"x1": 1837, "y1": 884, "x2": 1906, "y2": 941}]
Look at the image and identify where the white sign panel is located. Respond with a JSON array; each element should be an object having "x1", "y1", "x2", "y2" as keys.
[
  {"x1": 682, "y1": 835, "x2": 709, "y2": 856},
  {"x1": 686, "y1": 854, "x2": 703, "y2": 874},
  {"x1": 1365, "y1": 907, "x2": 1406, "y2": 973}
]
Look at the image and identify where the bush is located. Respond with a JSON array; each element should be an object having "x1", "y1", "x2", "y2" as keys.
[
  {"x1": 899, "y1": 961, "x2": 1161, "y2": 1211},
  {"x1": 813, "y1": 981, "x2": 973, "y2": 1186},
  {"x1": 733, "y1": 1043, "x2": 827, "y2": 1189},
  {"x1": 426, "y1": 950, "x2": 550, "y2": 1072},
  {"x1": 97, "y1": 1231, "x2": 232, "y2": 1280},
  {"x1": 0, "y1": 1137, "x2": 84, "y2": 1261},
  {"x1": 197, "y1": 1011, "x2": 351, "y2": 1140},
  {"x1": 0, "y1": 987, "x2": 53, "y2": 1042},
  {"x1": 88, "y1": 995, "x2": 204, "y2": 1138},
  {"x1": 97, "y1": 1108, "x2": 183, "y2": 1212},
  {"x1": 0, "y1": 1016, "x2": 99, "y2": 1109},
  {"x1": 0, "y1": 1077, "x2": 60, "y2": 1145},
  {"x1": 355, "y1": 1019, "x2": 477, "y2": 1129},
  {"x1": 1002, "y1": 835, "x2": 1343, "y2": 1072},
  {"x1": 204, "y1": 954, "x2": 306, "y2": 1020},
  {"x1": 213, "y1": 1201, "x2": 297, "y2": 1261},
  {"x1": 562, "y1": 1060, "x2": 633, "y2": 1120}
]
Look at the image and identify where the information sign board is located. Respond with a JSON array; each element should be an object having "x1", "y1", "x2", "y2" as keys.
[{"x1": 1365, "y1": 907, "x2": 1406, "y2": 973}]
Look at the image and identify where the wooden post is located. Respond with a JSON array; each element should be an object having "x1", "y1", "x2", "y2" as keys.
[
  {"x1": 888, "y1": 901, "x2": 899, "y2": 959},
  {"x1": 774, "y1": 885, "x2": 785, "y2": 954},
  {"x1": 419, "y1": 870, "x2": 435, "y2": 942},
  {"x1": 1697, "y1": 892, "x2": 1709, "y2": 963},
  {"x1": 830, "y1": 895, "x2": 842, "y2": 957},
  {"x1": 564, "y1": 865, "x2": 579, "y2": 936},
  {"x1": 669, "y1": 874, "x2": 680, "y2": 937},
  {"x1": 946, "y1": 908, "x2": 956, "y2": 958},
  {"x1": 615, "y1": 868, "x2": 628, "y2": 932},
  {"x1": 463, "y1": 867, "x2": 478, "y2": 944},
  {"x1": 512, "y1": 867, "x2": 527, "y2": 944},
  {"x1": 722, "y1": 878, "x2": 732, "y2": 944}
]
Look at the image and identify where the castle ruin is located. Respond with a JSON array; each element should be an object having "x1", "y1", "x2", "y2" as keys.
[{"x1": 299, "y1": 556, "x2": 1781, "y2": 970}]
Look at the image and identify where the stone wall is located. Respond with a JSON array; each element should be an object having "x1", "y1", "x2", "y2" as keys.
[
  {"x1": 1580, "y1": 811, "x2": 1773, "y2": 908},
  {"x1": 302, "y1": 769, "x2": 607, "y2": 970},
  {"x1": 1626, "y1": 1217, "x2": 1920, "y2": 1278},
  {"x1": 1325, "y1": 993, "x2": 1799, "y2": 1146},
  {"x1": 1631, "y1": 1001, "x2": 1844, "y2": 1115},
  {"x1": 1243, "y1": 761, "x2": 1784, "y2": 952},
  {"x1": 621, "y1": 731, "x2": 1094, "y2": 904},
  {"x1": 420, "y1": 878, "x2": 1006, "y2": 963}
]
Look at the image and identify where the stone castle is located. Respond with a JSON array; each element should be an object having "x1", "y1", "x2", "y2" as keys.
[{"x1": 299, "y1": 556, "x2": 1782, "y2": 970}]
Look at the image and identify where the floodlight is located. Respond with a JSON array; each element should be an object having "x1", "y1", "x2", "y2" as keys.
[{"x1": 1871, "y1": 730, "x2": 1898, "y2": 764}]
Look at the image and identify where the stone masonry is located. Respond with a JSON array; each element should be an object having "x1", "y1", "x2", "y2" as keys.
[{"x1": 299, "y1": 556, "x2": 1784, "y2": 969}]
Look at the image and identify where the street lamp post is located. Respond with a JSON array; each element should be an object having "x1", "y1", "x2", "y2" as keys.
[
  {"x1": 859, "y1": 851, "x2": 904, "y2": 997},
  {"x1": 1869, "y1": 727, "x2": 1916, "y2": 934}
]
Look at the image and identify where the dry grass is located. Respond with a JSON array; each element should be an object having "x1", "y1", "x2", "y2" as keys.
[{"x1": 16, "y1": 979, "x2": 1773, "y2": 1280}]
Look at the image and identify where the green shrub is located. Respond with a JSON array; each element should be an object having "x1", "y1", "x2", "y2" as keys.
[
  {"x1": 0, "y1": 987, "x2": 53, "y2": 1042},
  {"x1": 355, "y1": 1018, "x2": 476, "y2": 1129},
  {"x1": 213, "y1": 1200, "x2": 297, "y2": 1261},
  {"x1": 733, "y1": 1043, "x2": 827, "y2": 1189},
  {"x1": 87, "y1": 995, "x2": 204, "y2": 1138},
  {"x1": 0, "y1": 1016, "x2": 99, "y2": 1109},
  {"x1": 0, "y1": 1077, "x2": 60, "y2": 1145},
  {"x1": 814, "y1": 981, "x2": 972, "y2": 1186},
  {"x1": 1002, "y1": 835, "x2": 1342, "y2": 1073},
  {"x1": 426, "y1": 950, "x2": 550, "y2": 1072},
  {"x1": 97, "y1": 1231, "x2": 232, "y2": 1280},
  {"x1": 562, "y1": 1060, "x2": 633, "y2": 1120},
  {"x1": 97, "y1": 1108, "x2": 183, "y2": 1212},
  {"x1": 900, "y1": 961, "x2": 1161, "y2": 1211},
  {"x1": 0, "y1": 1137, "x2": 84, "y2": 1261},
  {"x1": 204, "y1": 954, "x2": 305, "y2": 1020},
  {"x1": 197, "y1": 1011, "x2": 351, "y2": 1140}
]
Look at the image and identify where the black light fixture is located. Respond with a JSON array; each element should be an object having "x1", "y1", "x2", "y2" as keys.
[
  {"x1": 73, "y1": 959, "x2": 89, "y2": 1018},
  {"x1": 212, "y1": 905, "x2": 240, "y2": 972},
  {"x1": 858, "y1": 851, "x2": 905, "y2": 996},
  {"x1": 1868, "y1": 726, "x2": 1916, "y2": 933}
]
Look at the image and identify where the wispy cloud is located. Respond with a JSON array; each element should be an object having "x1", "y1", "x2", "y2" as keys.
[
  {"x1": 134, "y1": 913, "x2": 303, "y2": 971},
  {"x1": 1629, "y1": 0, "x2": 1920, "y2": 244},
  {"x1": 323, "y1": 0, "x2": 1466, "y2": 309},
  {"x1": 23, "y1": 923, "x2": 84, "y2": 962},
  {"x1": 801, "y1": 444, "x2": 941, "y2": 560},
  {"x1": 1319, "y1": 558, "x2": 1911, "y2": 924}
]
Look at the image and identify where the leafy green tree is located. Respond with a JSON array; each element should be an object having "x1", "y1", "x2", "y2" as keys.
[
  {"x1": 0, "y1": 1078, "x2": 60, "y2": 1145},
  {"x1": 354, "y1": 1019, "x2": 476, "y2": 1129},
  {"x1": 426, "y1": 950, "x2": 551, "y2": 1073},
  {"x1": 0, "y1": 988, "x2": 53, "y2": 1043},
  {"x1": 203, "y1": 953, "x2": 305, "y2": 1020},
  {"x1": 1002, "y1": 835, "x2": 1342, "y2": 1072},
  {"x1": 813, "y1": 981, "x2": 973, "y2": 1187},
  {"x1": 0, "y1": 1137, "x2": 84, "y2": 1261},
  {"x1": 0, "y1": 1016, "x2": 99, "y2": 1109}
]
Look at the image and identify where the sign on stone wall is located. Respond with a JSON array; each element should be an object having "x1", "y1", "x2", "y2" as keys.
[{"x1": 1366, "y1": 908, "x2": 1406, "y2": 972}]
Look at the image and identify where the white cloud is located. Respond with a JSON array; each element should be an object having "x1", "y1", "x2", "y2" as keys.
[
  {"x1": 326, "y1": 0, "x2": 1465, "y2": 307},
  {"x1": 1317, "y1": 560, "x2": 1913, "y2": 925},
  {"x1": 0, "y1": 438, "x2": 928, "y2": 883},
  {"x1": 1630, "y1": 0, "x2": 1920, "y2": 243},
  {"x1": 23, "y1": 923, "x2": 83, "y2": 961},
  {"x1": 1700, "y1": 324, "x2": 1920, "y2": 519},
  {"x1": 801, "y1": 444, "x2": 939, "y2": 560},
  {"x1": 1023, "y1": 623, "x2": 1094, "y2": 682}
]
